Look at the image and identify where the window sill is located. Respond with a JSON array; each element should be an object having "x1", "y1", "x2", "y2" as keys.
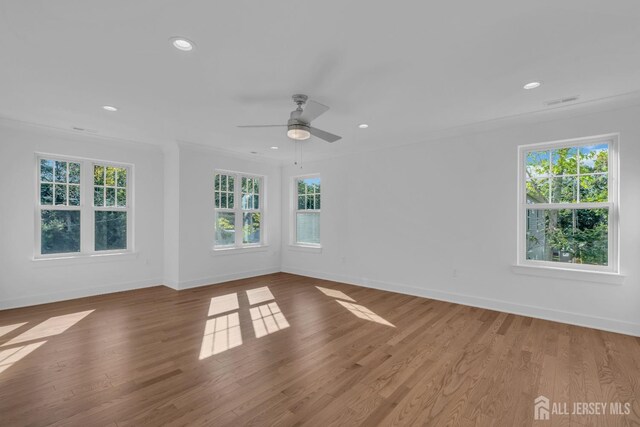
[
  {"x1": 210, "y1": 245, "x2": 270, "y2": 256},
  {"x1": 288, "y1": 244, "x2": 322, "y2": 254},
  {"x1": 32, "y1": 251, "x2": 139, "y2": 266},
  {"x1": 511, "y1": 264, "x2": 625, "y2": 285}
]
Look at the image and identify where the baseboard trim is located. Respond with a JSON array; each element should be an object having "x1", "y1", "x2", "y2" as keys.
[
  {"x1": 0, "y1": 278, "x2": 163, "y2": 310},
  {"x1": 281, "y1": 267, "x2": 640, "y2": 337},
  {"x1": 176, "y1": 267, "x2": 281, "y2": 290}
]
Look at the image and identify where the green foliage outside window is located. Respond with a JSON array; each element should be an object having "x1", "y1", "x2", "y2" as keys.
[{"x1": 525, "y1": 144, "x2": 609, "y2": 266}]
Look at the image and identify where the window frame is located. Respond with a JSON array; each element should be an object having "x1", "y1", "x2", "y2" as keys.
[
  {"x1": 516, "y1": 134, "x2": 619, "y2": 273},
  {"x1": 34, "y1": 153, "x2": 134, "y2": 259},
  {"x1": 91, "y1": 161, "x2": 133, "y2": 254},
  {"x1": 213, "y1": 170, "x2": 265, "y2": 250},
  {"x1": 292, "y1": 174, "x2": 321, "y2": 248}
]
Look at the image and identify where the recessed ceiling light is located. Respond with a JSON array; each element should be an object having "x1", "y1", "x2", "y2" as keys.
[
  {"x1": 523, "y1": 81, "x2": 542, "y2": 90},
  {"x1": 170, "y1": 37, "x2": 194, "y2": 51},
  {"x1": 358, "y1": 123, "x2": 369, "y2": 129},
  {"x1": 270, "y1": 146, "x2": 279, "y2": 150},
  {"x1": 102, "y1": 105, "x2": 118, "y2": 112}
]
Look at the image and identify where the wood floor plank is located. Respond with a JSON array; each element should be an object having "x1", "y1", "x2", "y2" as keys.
[{"x1": 0, "y1": 272, "x2": 638, "y2": 426}]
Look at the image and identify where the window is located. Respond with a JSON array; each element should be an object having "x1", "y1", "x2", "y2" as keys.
[
  {"x1": 214, "y1": 171, "x2": 264, "y2": 248},
  {"x1": 36, "y1": 155, "x2": 132, "y2": 257},
  {"x1": 294, "y1": 175, "x2": 321, "y2": 246},
  {"x1": 93, "y1": 164, "x2": 129, "y2": 251},
  {"x1": 518, "y1": 135, "x2": 618, "y2": 272},
  {"x1": 39, "y1": 159, "x2": 81, "y2": 255}
]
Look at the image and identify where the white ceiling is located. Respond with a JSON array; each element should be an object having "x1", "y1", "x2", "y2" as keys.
[{"x1": 1, "y1": 1, "x2": 640, "y2": 162}]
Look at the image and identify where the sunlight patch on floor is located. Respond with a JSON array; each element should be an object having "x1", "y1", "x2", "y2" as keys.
[
  {"x1": 1, "y1": 310, "x2": 94, "y2": 347},
  {"x1": 199, "y1": 312, "x2": 243, "y2": 359},
  {"x1": 315, "y1": 286, "x2": 355, "y2": 302},
  {"x1": 246, "y1": 286, "x2": 275, "y2": 305},
  {"x1": 0, "y1": 341, "x2": 47, "y2": 374},
  {"x1": 0, "y1": 323, "x2": 27, "y2": 339},
  {"x1": 336, "y1": 301, "x2": 395, "y2": 327},
  {"x1": 208, "y1": 293, "x2": 239, "y2": 316},
  {"x1": 250, "y1": 302, "x2": 290, "y2": 338}
]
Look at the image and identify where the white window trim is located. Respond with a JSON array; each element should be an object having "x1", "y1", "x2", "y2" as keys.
[
  {"x1": 213, "y1": 170, "x2": 266, "y2": 250},
  {"x1": 290, "y1": 173, "x2": 321, "y2": 249},
  {"x1": 516, "y1": 133, "x2": 620, "y2": 275},
  {"x1": 34, "y1": 153, "x2": 135, "y2": 260}
]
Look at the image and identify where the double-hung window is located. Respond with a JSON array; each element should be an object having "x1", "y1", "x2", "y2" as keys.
[
  {"x1": 214, "y1": 171, "x2": 264, "y2": 248},
  {"x1": 518, "y1": 135, "x2": 618, "y2": 272},
  {"x1": 36, "y1": 155, "x2": 132, "y2": 257},
  {"x1": 294, "y1": 175, "x2": 321, "y2": 246},
  {"x1": 93, "y1": 164, "x2": 130, "y2": 251},
  {"x1": 38, "y1": 158, "x2": 82, "y2": 255}
]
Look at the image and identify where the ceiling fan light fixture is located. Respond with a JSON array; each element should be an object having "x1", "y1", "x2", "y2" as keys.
[{"x1": 287, "y1": 126, "x2": 311, "y2": 141}]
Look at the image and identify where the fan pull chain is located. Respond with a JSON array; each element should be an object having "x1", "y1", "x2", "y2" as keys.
[{"x1": 294, "y1": 142, "x2": 303, "y2": 169}]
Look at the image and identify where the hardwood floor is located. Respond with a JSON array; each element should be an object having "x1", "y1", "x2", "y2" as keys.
[{"x1": 0, "y1": 273, "x2": 638, "y2": 426}]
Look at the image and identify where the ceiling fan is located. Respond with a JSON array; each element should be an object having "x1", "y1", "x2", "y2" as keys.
[{"x1": 238, "y1": 94, "x2": 342, "y2": 143}]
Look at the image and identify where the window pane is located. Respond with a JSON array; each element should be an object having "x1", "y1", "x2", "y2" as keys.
[
  {"x1": 215, "y1": 212, "x2": 235, "y2": 246},
  {"x1": 243, "y1": 212, "x2": 261, "y2": 244},
  {"x1": 55, "y1": 161, "x2": 67, "y2": 183},
  {"x1": 253, "y1": 195, "x2": 259, "y2": 210},
  {"x1": 579, "y1": 144, "x2": 608, "y2": 173},
  {"x1": 69, "y1": 185, "x2": 80, "y2": 206},
  {"x1": 94, "y1": 165, "x2": 105, "y2": 185},
  {"x1": 228, "y1": 176, "x2": 235, "y2": 192},
  {"x1": 116, "y1": 188, "x2": 127, "y2": 207},
  {"x1": 526, "y1": 208, "x2": 608, "y2": 266},
  {"x1": 116, "y1": 168, "x2": 127, "y2": 187},
  {"x1": 551, "y1": 176, "x2": 577, "y2": 203},
  {"x1": 40, "y1": 184, "x2": 53, "y2": 205},
  {"x1": 526, "y1": 179, "x2": 549, "y2": 204},
  {"x1": 40, "y1": 159, "x2": 54, "y2": 182},
  {"x1": 105, "y1": 187, "x2": 116, "y2": 206},
  {"x1": 214, "y1": 192, "x2": 220, "y2": 208},
  {"x1": 551, "y1": 147, "x2": 577, "y2": 175},
  {"x1": 94, "y1": 187, "x2": 104, "y2": 206},
  {"x1": 41, "y1": 210, "x2": 81, "y2": 254},
  {"x1": 105, "y1": 167, "x2": 116, "y2": 186},
  {"x1": 306, "y1": 196, "x2": 314, "y2": 210},
  {"x1": 525, "y1": 151, "x2": 550, "y2": 178},
  {"x1": 315, "y1": 194, "x2": 321, "y2": 210},
  {"x1": 296, "y1": 212, "x2": 320, "y2": 245},
  {"x1": 298, "y1": 196, "x2": 305, "y2": 210},
  {"x1": 221, "y1": 192, "x2": 227, "y2": 209},
  {"x1": 253, "y1": 179, "x2": 259, "y2": 194},
  {"x1": 241, "y1": 194, "x2": 250, "y2": 210},
  {"x1": 69, "y1": 163, "x2": 81, "y2": 184},
  {"x1": 579, "y1": 174, "x2": 608, "y2": 203},
  {"x1": 55, "y1": 184, "x2": 67, "y2": 205},
  {"x1": 297, "y1": 180, "x2": 305, "y2": 195},
  {"x1": 214, "y1": 174, "x2": 220, "y2": 191},
  {"x1": 221, "y1": 175, "x2": 227, "y2": 190},
  {"x1": 95, "y1": 211, "x2": 127, "y2": 251},
  {"x1": 228, "y1": 193, "x2": 234, "y2": 209}
]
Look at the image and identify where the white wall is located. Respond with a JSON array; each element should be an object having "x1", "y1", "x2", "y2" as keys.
[
  {"x1": 281, "y1": 104, "x2": 640, "y2": 336},
  {"x1": 172, "y1": 143, "x2": 281, "y2": 289},
  {"x1": 0, "y1": 121, "x2": 165, "y2": 308},
  {"x1": 2, "y1": 105, "x2": 639, "y2": 336}
]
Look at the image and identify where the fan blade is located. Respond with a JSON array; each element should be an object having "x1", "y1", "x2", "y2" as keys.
[
  {"x1": 300, "y1": 100, "x2": 329, "y2": 123},
  {"x1": 237, "y1": 124, "x2": 287, "y2": 128},
  {"x1": 309, "y1": 127, "x2": 342, "y2": 143}
]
